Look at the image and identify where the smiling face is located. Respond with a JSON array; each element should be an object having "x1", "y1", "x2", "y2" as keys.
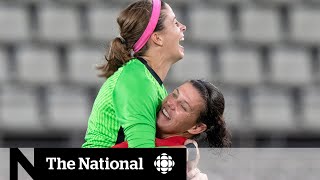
[
  {"x1": 157, "y1": 82, "x2": 205, "y2": 138},
  {"x1": 158, "y1": 4, "x2": 186, "y2": 62}
]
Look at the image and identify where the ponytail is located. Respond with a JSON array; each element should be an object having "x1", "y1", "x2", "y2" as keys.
[
  {"x1": 205, "y1": 116, "x2": 231, "y2": 148},
  {"x1": 189, "y1": 79, "x2": 232, "y2": 148},
  {"x1": 97, "y1": 37, "x2": 132, "y2": 78},
  {"x1": 96, "y1": 0, "x2": 167, "y2": 79}
]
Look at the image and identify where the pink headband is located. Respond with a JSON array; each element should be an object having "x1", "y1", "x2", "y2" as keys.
[{"x1": 133, "y1": 0, "x2": 161, "y2": 53}]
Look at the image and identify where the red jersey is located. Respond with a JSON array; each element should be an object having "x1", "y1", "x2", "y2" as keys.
[{"x1": 112, "y1": 136, "x2": 187, "y2": 148}]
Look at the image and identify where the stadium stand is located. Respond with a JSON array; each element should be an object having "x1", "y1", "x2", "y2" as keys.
[
  {"x1": 189, "y1": 6, "x2": 231, "y2": 45},
  {"x1": 87, "y1": 6, "x2": 120, "y2": 42},
  {"x1": 269, "y1": 46, "x2": 312, "y2": 86},
  {"x1": 220, "y1": 46, "x2": 263, "y2": 86},
  {"x1": 38, "y1": 6, "x2": 81, "y2": 43},
  {"x1": 0, "y1": 5, "x2": 29, "y2": 43},
  {"x1": 16, "y1": 45, "x2": 60, "y2": 85},
  {"x1": 0, "y1": 85, "x2": 43, "y2": 133},
  {"x1": 0, "y1": 48, "x2": 9, "y2": 83},
  {"x1": 46, "y1": 85, "x2": 89, "y2": 131},
  {"x1": 0, "y1": 0, "x2": 319, "y2": 148},
  {"x1": 67, "y1": 45, "x2": 105, "y2": 86},
  {"x1": 239, "y1": 6, "x2": 281, "y2": 44}
]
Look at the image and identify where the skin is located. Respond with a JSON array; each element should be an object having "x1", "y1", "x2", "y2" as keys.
[
  {"x1": 142, "y1": 3, "x2": 187, "y2": 82},
  {"x1": 157, "y1": 3, "x2": 187, "y2": 62},
  {"x1": 157, "y1": 82, "x2": 207, "y2": 139},
  {"x1": 157, "y1": 82, "x2": 209, "y2": 179}
]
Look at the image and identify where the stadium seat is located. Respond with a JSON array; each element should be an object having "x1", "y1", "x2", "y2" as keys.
[
  {"x1": 318, "y1": 58, "x2": 320, "y2": 83},
  {"x1": 51, "y1": 0, "x2": 99, "y2": 5},
  {"x1": 88, "y1": 6, "x2": 120, "y2": 42},
  {"x1": 269, "y1": 47, "x2": 312, "y2": 86},
  {"x1": 13, "y1": 0, "x2": 44, "y2": 4},
  {"x1": 67, "y1": 46, "x2": 105, "y2": 86},
  {"x1": 307, "y1": 0, "x2": 320, "y2": 4},
  {"x1": 46, "y1": 85, "x2": 89, "y2": 130},
  {"x1": 38, "y1": 6, "x2": 80, "y2": 43},
  {"x1": 254, "y1": 0, "x2": 301, "y2": 5},
  {"x1": 290, "y1": 7, "x2": 320, "y2": 45},
  {"x1": 239, "y1": 6, "x2": 281, "y2": 44},
  {"x1": 189, "y1": 6, "x2": 231, "y2": 44},
  {"x1": 0, "y1": 85, "x2": 42, "y2": 132},
  {"x1": 1, "y1": 0, "x2": 320, "y2": 148},
  {"x1": 0, "y1": 5, "x2": 29, "y2": 43},
  {"x1": 207, "y1": 0, "x2": 250, "y2": 4},
  {"x1": 250, "y1": 87, "x2": 295, "y2": 132},
  {"x1": 16, "y1": 46, "x2": 60, "y2": 84},
  {"x1": 170, "y1": 47, "x2": 213, "y2": 83},
  {"x1": 301, "y1": 87, "x2": 320, "y2": 131},
  {"x1": 166, "y1": 0, "x2": 196, "y2": 5},
  {"x1": 220, "y1": 47, "x2": 263, "y2": 86},
  {"x1": 0, "y1": 48, "x2": 8, "y2": 83}
]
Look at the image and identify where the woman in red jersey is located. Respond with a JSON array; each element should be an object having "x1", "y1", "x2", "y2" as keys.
[
  {"x1": 113, "y1": 80, "x2": 231, "y2": 180},
  {"x1": 114, "y1": 79, "x2": 231, "y2": 148}
]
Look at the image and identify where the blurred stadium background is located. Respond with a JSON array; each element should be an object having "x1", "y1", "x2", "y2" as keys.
[{"x1": 0, "y1": 0, "x2": 319, "y2": 148}]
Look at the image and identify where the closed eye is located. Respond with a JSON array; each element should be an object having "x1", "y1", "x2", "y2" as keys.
[
  {"x1": 181, "y1": 104, "x2": 187, "y2": 111},
  {"x1": 173, "y1": 88, "x2": 190, "y2": 111},
  {"x1": 173, "y1": 17, "x2": 179, "y2": 26}
]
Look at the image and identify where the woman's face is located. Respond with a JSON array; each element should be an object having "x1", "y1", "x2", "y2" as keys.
[
  {"x1": 157, "y1": 82, "x2": 205, "y2": 138},
  {"x1": 159, "y1": 4, "x2": 186, "y2": 62}
]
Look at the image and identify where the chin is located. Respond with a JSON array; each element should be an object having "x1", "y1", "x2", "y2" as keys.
[
  {"x1": 179, "y1": 53, "x2": 184, "y2": 59},
  {"x1": 177, "y1": 55, "x2": 184, "y2": 62},
  {"x1": 178, "y1": 49, "x2": 185, "y2": 59},
  {"x1": 173, "y1": 53, "x2": 184, "y2": 63}
]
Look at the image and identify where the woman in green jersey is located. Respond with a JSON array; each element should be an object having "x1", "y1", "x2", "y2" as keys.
[{"x1": 82, "y1": 0, "x2": 187, "y2": 148}]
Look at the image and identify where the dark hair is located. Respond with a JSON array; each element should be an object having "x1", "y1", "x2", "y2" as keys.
[
  {"x1": 190, "y1": 80, "x2": 232, "y2": 148},
  {"x1": 97, "y1": 0, "x2": 167, "y2": 78}
]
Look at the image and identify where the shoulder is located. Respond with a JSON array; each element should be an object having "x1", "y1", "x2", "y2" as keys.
[
  {"x1": 121, "y1": 59, "x2": 146, "y2": 75},
  {"x1": 116, "y1": 59, "x2": 155, "y2": 90}
]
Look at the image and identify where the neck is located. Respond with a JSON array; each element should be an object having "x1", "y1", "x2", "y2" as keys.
[{"x1": 141, "y1": 54, "x2": 173, "y2": 82}]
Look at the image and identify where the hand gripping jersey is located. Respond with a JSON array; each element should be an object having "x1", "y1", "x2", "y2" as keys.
[{"x1": 82, "y1": 57, "x2": 167, "y2": 148}]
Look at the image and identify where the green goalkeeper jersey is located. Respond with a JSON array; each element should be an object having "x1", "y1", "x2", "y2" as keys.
[{"x1": 82, "y1": 57, "x2": 167, "y2": 148}]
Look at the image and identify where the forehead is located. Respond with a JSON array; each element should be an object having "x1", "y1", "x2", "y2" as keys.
[
  {"x1": 177, "y1": 83, "x2": 205, "y2": 110},
  {"x1": 163, "y1": 4, "x2": 175, "y2": 19}
]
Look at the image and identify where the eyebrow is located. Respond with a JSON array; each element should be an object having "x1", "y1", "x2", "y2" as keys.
[{"x1": 176, "y1": 88, "x2": 192, "y2": 110}]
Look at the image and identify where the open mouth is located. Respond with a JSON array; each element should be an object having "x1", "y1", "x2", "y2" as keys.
[
  {"x1": 179, "y1": 36, "x2": 184, "y2": 48},
  {"x1": 162, "y1": 108, "x2": 171, "y2": 120}
]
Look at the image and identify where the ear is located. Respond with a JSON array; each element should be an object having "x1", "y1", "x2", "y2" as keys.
[
  {"x1": 150, "y1": 32, "x2": 163, "y2": 46},
  {"x1": 187, "y1": 123, "x2": 207, "y2": 135}
]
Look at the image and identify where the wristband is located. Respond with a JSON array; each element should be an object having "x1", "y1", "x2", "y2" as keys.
[{"x1": 186, "y1": 143, "x2": 197, "y2": 161}]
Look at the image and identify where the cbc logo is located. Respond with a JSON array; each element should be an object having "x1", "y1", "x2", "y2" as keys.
[{"x1": 154, "y1": 153, "x2": 175, "y2": 174}]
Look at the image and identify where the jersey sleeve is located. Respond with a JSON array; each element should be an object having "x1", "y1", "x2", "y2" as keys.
[{"x1": 113, "y1": 67, "x2": 158, "y2": 148}]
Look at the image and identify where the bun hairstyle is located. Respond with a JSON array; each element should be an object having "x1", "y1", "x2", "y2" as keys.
[
  {"x1": 97, "y1": 0, "x2": 166, "y2": 78},
  {"x1": 190, "y1": 80, "x2": 232, "y2": 148}
]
